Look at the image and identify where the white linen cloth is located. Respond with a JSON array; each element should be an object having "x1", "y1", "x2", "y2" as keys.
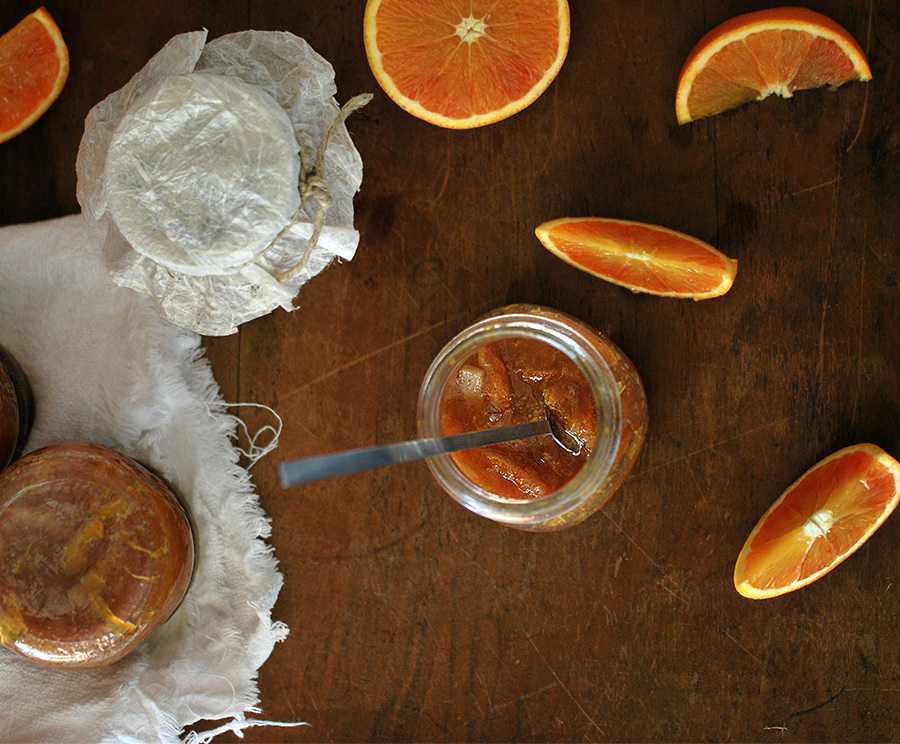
[{"x1": 0, "y1": 215, "x2": 299, "y2": 742}]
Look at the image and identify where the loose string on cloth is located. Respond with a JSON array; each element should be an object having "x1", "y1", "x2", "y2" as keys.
[
  {"x1": 225, "y1": 402, "x2": 284, "y2": 468},
  {"x1": 249, "y1": 92, "x2": 373, "y2": 283},
  {"x1": 185, "y1": 717, "x2": 308, "y2": 744}
]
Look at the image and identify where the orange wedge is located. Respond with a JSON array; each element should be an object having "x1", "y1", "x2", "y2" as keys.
[
  {"x1": 735, "y1": 444, "x2": 900, "y2": 600},
  {"x1": 535, "y1": 217, "x2": 737, "y2": 300},
  {"x1": 676, "y1": 7, "x2": 872, "y2": 124},
  {"x1": 363, "y1": 0, "x2": 569, "y2": 129},
  {"x1": 0, "y1": 7, "x2": 68, "y2": 144}
]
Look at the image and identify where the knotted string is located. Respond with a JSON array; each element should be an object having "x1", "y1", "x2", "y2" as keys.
[{"x1": 248, "y1": 93, "x2": 372, "y2": 283}]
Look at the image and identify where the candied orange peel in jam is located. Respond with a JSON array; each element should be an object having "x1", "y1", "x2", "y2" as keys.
[{"x1": 440, "y1": 337, "x2": 597, "y2": 500}]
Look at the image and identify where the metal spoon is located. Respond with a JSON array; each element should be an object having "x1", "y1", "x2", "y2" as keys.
[{"x1": 278, "y1": 412, "x2": 579, "y2": 487}]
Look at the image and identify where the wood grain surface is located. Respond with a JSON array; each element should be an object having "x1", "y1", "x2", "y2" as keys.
[{"x1": 2, "y1": 1, "x2": 899, "y2": 741}]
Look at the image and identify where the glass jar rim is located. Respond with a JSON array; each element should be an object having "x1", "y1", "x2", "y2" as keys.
[{"x1": 417, "y1": 306, "x2": 624, "y2": 526}]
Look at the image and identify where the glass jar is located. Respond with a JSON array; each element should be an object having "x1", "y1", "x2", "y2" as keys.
[
  {"x1": 0, "y1": 344, "x2": 34, "y2": 471},
  {"x1": 0, "y1": 442, "x2": 195, "y2": 668},
  {"x1": 417, "y1": 304, "x2": 647, "y2": 531}
]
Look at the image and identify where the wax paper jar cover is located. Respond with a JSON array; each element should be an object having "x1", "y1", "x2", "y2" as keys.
[
  {"x1": 418, "y1": 305, "x2": 648, "y2": 531},
  {"x1": 0, "y1": 442, "x2": 194, "y2": 668},
  {"x1": 76, "y1": 29, "x2": 367, "y2": 336},
  {"x1": 0, "y1": 344, "x2": 34, "y2": 471}
]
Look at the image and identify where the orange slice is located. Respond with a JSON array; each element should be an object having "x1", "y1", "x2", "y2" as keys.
[
  {"x1": 676, "y1": 7, "x2": 872, "y2": 124},
  {"x1": 735, "y1": 444, "x2": 900, "y2": 600},
  {"x1": 0, "y1": 7, "x2": 69, "y2": 144},
  {"x1": 535, "y1": 217, "x2": 737, "y2": 300},
  {"x1": 363, "y1": 0, "x2": 569, "y2": 129}
]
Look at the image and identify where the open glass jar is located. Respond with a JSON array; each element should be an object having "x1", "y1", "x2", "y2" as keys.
[{"x1": 417, "y1": 305, "x2": 647, "y2": 531}]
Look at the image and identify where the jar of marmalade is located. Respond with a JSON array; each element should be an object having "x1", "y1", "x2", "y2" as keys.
[
  {"x1": 417, "y1": 305, "x2": 647, "y2": 531},
  {"x1": 0, "y1": 344, "x2": 34, "y2": 471},
  {"x1": 0, "y1": 443, "x2": 195, "y2": 668}
]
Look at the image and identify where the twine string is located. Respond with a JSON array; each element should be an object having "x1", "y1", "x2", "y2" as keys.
[
  {"x1": 224, "y1": 402, "x2": 284, "y2": 468},
  {"x1": 248, "y1": 93, "x2": 372, "y2": 283}
]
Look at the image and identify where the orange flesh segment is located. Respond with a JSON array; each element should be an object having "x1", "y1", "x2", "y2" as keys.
[
  {"x1": 379, "y1": 4, "x2": 560, "y2": 117},
  {"x1": 536, "y1": 218, "x2": 737, "y2": 299},
  {"x1": 365, "y1": 0, "x2": 569, "y2": 127},
  {"x1": 0, "y1": 7, "x2": 69, "y2": 142},
  {"x1": 677, "y1": 8, "x2": 871, "y2": 123},
  {"x1": 688, "y1": 34, "x2": 858, "y2": 117},
  {"x1": 736, "y1": 445, "x2": 900, "y2": 598}
]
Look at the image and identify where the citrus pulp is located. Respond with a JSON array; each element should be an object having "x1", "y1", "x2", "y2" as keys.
[
  {"x1": 364, "y1": 0, "x2": 570, "y2": 128},
  {"x1": 676, "y1": 7, "x2": 871, "y2": 124},
  {"x1": 734, "y1": 444, "x2": 900, "y2": 599},
  {"x1": 0, "y1": 7, "x2": 69, "y2": 144},
  {"x1": 535, "y1": 217, "x2": 737, "y2": 299}
]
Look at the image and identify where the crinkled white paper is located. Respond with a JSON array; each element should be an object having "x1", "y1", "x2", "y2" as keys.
[
  {"x1": 105, "y1": 73, "x2": 302, "y2": 276},
  {"x1": 76, "y1": 30, "x2": 365, "y2": 336}
]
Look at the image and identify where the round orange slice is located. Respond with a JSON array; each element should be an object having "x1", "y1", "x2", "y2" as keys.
[
  {"x1": 734, "y1": 444, "x2": 900, "y2": 600},
  {"x1": 363, "y1": 0, "x2": 570, "y2": 129},
  {"x1": 535, "y1": 217, "x2": 737, "y2": 300},
  {"x1": 0, "y1": 7, "x2": 69, "y2": 144},
  {"x1": 676, "y1": 7, "x2": 872, "y2": 124}
]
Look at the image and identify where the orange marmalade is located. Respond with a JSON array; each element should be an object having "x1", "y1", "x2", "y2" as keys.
[
  {"x1": 440, "y1": 338, "x2": 597, "y2": 499},
  {"x1": 0, "y1": 443, "x2": 194, "y2": 668}
]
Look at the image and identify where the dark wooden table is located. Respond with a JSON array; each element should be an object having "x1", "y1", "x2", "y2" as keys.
[{"x1": 2, "y1": 1, "x2": 899, "y2": 741}]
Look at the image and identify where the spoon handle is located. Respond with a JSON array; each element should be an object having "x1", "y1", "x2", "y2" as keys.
[{"x1": 278, "y1": 418, "x2": 551, "y2": 486}]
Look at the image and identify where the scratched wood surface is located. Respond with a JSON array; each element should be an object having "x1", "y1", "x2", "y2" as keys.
[{"x1": 2, "y1": 0, "x2": 899, "y2": 741}]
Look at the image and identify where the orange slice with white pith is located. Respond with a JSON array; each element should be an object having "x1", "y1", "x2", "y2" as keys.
[
  {"x1": 364, "y1": 0, "x2": 570, "y2": 128},
  {"x1": 735, "y1": 444, "x2": 900, "y2": 599}
]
